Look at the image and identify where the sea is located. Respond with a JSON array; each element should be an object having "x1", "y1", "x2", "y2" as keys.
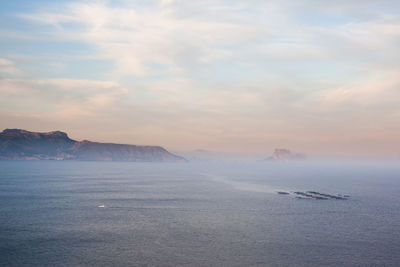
[{"x1": 1, "y1": 160, "x2": 399, "y2": 266}]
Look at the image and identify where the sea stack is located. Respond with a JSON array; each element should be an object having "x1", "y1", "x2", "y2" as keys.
[{"x1": 267, "y1": 148, "x2": 306, "y2": 161}]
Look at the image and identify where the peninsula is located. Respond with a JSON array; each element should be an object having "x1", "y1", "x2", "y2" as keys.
[{"x1": 0, "y1": 129, "x2": 186, "y2": 162}]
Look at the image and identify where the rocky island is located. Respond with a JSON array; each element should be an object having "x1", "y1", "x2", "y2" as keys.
[
  {"x1": 0, "y1": 129, "x2": 186, "y2": 162},
  {"x1": 266, "y1": 148, "x2": 306, "y2": 161}
]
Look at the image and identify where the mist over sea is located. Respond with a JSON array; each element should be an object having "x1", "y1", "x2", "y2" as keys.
[{"x1": 1, "y1": 161, "x2": 399, "y2": 266}]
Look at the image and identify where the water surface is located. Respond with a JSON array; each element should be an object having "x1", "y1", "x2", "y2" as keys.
[{"x1": 1, "y1": 161, "x2": 399, "y2": 266}]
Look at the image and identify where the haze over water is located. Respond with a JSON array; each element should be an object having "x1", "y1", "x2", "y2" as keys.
[
  {"x1": 1, "y1": 161, "x2": 399, "y2": 266},
  {"x1": 1, "y1": 1, "x2": 400, "y2": 265}
]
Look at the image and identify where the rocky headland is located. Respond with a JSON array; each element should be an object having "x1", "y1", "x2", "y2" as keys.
[
  {"x1": 267, "y1": 148, "x2": 306, "y2": 161},
  {"x1": 0, "y1": 129, "x2": 186, "y2": 162}
]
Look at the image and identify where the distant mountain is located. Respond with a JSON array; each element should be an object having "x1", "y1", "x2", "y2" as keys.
[
  {"x1": 0, "y1": 129, "x2": 186, "y2": 162},
  {"x1": 266, "y1": 148, "x2": 306, "y2": 161}
]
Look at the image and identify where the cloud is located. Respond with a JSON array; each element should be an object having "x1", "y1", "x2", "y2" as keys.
[
  {"x1": 320, "y1": 70, "x2": 400, "y2": 107},
  {"x1": 0, "y1": 58, "x2": 21, "y2": 75},
  {"x1": 17, "y1": 1, "x2": 270, "y2": 77},
  {"x1": 1, "y1": 0, "x2": 400, "y2": 157},
  {"x1": 11, "y1": 0, "x2": 400, "y2": 82},
  {"x1": 0, "y1": 78, "x2": 127, "y2": 116}
]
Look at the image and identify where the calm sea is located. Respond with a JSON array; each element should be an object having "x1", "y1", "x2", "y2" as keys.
[{"x1": 1, "y1": 161, "x2": 399, "y2": 266}]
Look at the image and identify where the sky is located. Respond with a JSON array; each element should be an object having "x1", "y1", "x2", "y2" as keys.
[{"x1": 1, "y1": 0, "x2": 400, "y2": 158}]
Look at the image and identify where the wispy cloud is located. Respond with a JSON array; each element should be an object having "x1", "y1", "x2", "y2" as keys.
[
  {"x1": 18, "y1": 1, "x2": 268, "y2": 77},
  {"x1": 0, "y1": 0, "x2": 400, "y2": 157},
  {"x1": 0, "y1": 58, "x2": 21, "y2": 75}
]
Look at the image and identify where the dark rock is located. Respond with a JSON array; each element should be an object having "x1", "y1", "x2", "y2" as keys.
[
  {"x1": 277, "y1": 191, "x2": 290, "y2": 195},
  {"x1": 293, "y1": 190, "x2": 347, "y2": 200},
  {"x1": 306, "y1": 191, "x2": 347, "y2": 200}
]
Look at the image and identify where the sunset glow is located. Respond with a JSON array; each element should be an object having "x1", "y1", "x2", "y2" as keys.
[{"x1": 1, "y1": 0, "x2": 399, "y2": 158}]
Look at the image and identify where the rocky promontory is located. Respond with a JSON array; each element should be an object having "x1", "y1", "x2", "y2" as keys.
[
  {"x1": 0, "y1": 129, "x2": 186, "y2": 162},
  {"x1": 267, "y1": 148, "x2": 306, "y2": 161}
]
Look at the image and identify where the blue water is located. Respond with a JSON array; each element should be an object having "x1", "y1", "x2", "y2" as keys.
[{"x1": 1, "y1": 161, "x2": 400, "y2": 266}]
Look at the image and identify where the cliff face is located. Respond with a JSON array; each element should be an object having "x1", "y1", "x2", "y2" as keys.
[
  {"x1": 70, "y1": 140, "x2": 185, "y2": 162},
  {"x1": 0, "y1": 129, "x2": 76, "y2": 160},
  {"x1": 0, "y1": 129, "x2": 186, "y2": 162},
  {"x1": 268, "y1": 148, "x2": 306, "y2": 161}
]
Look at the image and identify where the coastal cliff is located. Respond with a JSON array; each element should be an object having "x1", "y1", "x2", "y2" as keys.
[{"x1": 0, "y1": 129, "x2": 186, "y2": 162}]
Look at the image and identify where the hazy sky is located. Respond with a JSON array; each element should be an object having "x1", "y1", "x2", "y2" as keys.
[{"x1": 1, "y1": 0, "x2": 400, "y2": 158}]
